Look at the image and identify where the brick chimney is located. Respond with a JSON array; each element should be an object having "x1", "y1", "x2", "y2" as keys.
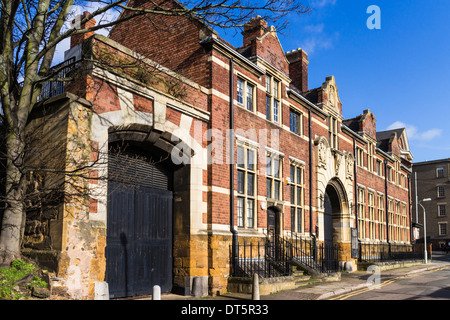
[
  {"x1": 70, "y1": 11, "x2": 96, "y2": 49},
  {"x1": 286, "y1": 48, "x2": 309, "y2": 93},
  {"x1": 242, "y1": 16, "x2": 268, "y2": 47}
]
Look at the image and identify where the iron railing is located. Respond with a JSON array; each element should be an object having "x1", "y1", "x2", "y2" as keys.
[
  {"x1": 289, "y1": 233, "x2": 339, "y2": 273},
  {"x1": 358, "y1": 243, "x2": 429, "y2": 263},
  {"x1": 231, "y1": 234, "x2": 340, "y2": 278},
  {"x1": 37, "y1": 57, "x2": 75, "y2": 102},
  {"x1": 230, "y1": 236, "x2": 293, "y2": 278}
]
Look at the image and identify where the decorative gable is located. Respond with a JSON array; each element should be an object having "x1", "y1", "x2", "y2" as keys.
[
  {"x1": 320, "y1": 76, "x2": 342, "y2": 116},
  {"x1": 242, "y1": 17, "x2": 289, "y2": 76}
]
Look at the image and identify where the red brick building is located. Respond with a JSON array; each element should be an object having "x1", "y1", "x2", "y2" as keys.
[{"x1": 26, "y1": 2, "x2": 413, "y2": 299}]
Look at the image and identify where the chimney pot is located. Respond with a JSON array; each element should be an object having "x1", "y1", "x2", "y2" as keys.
[
  {"x1": 242, "y1": 16, "x2": 268, "y2": 47},
  {"x1": 287, "y1": 48, "x2": 309, "y2": 92},
  {"x1": 70, "y1": 11, "x2": 96, "y2": 49}
]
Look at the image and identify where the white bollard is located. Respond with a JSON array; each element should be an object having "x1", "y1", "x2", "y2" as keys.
[
  {"x1": 252, "y1": 273, "x2": 260, "y2": 300},
  {"x1": 152, "y1": 285, "x2": 161, "y2": 300},
  {"x1": 94, "y1": 282, "x2": 110, "y2": 300},
  {"x1": 192, "y1": 277, "x2": 202, "y2": 298}
]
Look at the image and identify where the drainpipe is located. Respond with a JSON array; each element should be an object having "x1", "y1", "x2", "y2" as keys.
[
  {"x1": 229, "y1": 58, "x2": 238, "y2": 273},
  {"x1": 308, "y1": 109, "x2": 316, "y2": 258},
  {"x1": 384, "y1": 160, "x2": 390, "y2": 252},
  {"x1": 353, "y1": 138, "x2": 358, "y2": 238},
  {"x1": 408, "y1": 174, "x2": 412, "y2": 243}
]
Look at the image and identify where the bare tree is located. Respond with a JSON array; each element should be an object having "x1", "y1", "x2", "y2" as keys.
[{"x1": 0, "y1": 0, "x2": 310, "y2": 265}]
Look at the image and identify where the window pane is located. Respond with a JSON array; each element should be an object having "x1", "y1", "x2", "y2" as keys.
[
  {"x1": 266, "y1": 156, "x2": 272, "y2": 176},
  {"x1": 273, "y1": 100, "x2": 279, "y2": 123},
  {"x1": 290, "y1": 110, "x2": 300, "y2": 134},
  {"x1": 247, "y1": 149, "x2": 254, "y2": 171},
  {"x1": 267, "y1": 178, "x2": 272, "y2": 198},
  {"x1": 266, "y1": 75, "x2": 271, "y2": 93},
  {"x1": 290, "y1": 165, "x2": 295, "y2": 183},
  {"x1": 274, "y1": 180, "x2": 280, "y2": 200},
  {"x1": 291, "y1": 207, "x2": 295, "y2": 232},
  {"x1": 246, "y1": 84, "x2": 254, "y2": 111},
  {"x1": 237, "y1": 170, "x2": 244, "y2": 194},
  {"x1": 297, "y1": 167, "x2": 302, "y2": 184},
  {"x1": 297, "y1": 208, "x2": 302, "y2": 233},
  {"x1": 247, "y1": 199, "x2": 254, "y2": 228},
  {"x1": 273, "y1": 157, "x2": 280, "y2": 178},
  {"x1": 237, "y1": 78, "x2": 244, "y2": 104},
  {"x1": 247, "y1": 173, "x2": 255, "y2": 196},
  {"x1": 289, "y1": 111, "x2": 295, "y2": 133},
  {"x1": 237, "y1": 146, "x2": 244, "y2": 168},
  {"x1": 297, "y1": 186, "x2": 302, "y2": 205},
  {"x1": 291, "y1": 186, "x2": 295, "y2": 204},
  {"x1": 266, "y1": 96, "x2": 271, "y2": 120},
  {"x1": 438, "y1": 186, "x2": 445, "y2": 198},
  {"x1": 237, "y1": 197, "x2": 244, "y2": 227},
  {"x1": 274, "y1": 80, "x2": 279, "y2": 98}
]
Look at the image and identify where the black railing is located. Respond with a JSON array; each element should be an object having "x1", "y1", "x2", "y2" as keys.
[
  {"x1": 37, "y1": 57, "x2": 75, "y2": 102},
  {"x1": 359, "y1": 243, "x2": 429, "y2": 263},
  {"x1": 230, "y1": 239, "x2": 292, "y2": 278},
  {"x1": 289, "y1": 234, "x2": 339, "y2": 273},
  {"x1": 231, "y1": 234, "x2": 340, "y2": 278}
]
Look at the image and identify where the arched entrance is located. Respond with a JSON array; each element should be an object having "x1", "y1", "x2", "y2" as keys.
[
  {"x1": 105, "y1": 124, "x2": 192, "y2": 298},
  {"x1": 106, "y1": 141, "x2": 178, "y2": 298},
  {"x1": 322, "y1": 178, "x2": 350, "y2": 268},
  {"x1": 324, "y1": 183, "x2": 342, "y2": 247}
]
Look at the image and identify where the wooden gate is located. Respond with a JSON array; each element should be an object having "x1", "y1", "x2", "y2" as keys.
[{"x1": 106, "y1": 152, "x2": 173, "y2": 298}]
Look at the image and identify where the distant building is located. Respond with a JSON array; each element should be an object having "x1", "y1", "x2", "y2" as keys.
[{"x1": 412, "y1": 158, "x2": 450, "y2": 250}]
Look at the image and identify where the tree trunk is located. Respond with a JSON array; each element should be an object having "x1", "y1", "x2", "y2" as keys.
[{"x1": 0, "y1": 131, "x2": 26, "y2": 265}]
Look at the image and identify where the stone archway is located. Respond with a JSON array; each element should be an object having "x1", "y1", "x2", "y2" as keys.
[
  {"x1": 314, "y1": 136, "x2": 355, "y2": 270},
  {"x1": 105, "y1": 126, "x2": 193, "y2": 298},
  {"x1": 323, "y1": 178, "x2": 354, "y2": 268}
]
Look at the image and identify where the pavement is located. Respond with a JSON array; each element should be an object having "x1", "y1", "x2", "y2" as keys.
[{"x1": 149, "y1": 252, "x2": 450, "y2": 301}]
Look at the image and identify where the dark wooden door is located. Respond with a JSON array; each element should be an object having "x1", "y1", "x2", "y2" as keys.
[
  {"x1": 106, "y1": 153, "x2": 173, "y2": 298},
  {"x1": 267, "y1": 208, "x2": 277, "y2": 237}
]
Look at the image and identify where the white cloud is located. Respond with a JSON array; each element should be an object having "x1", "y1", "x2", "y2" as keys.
[
  {"x1": 299, "y1": 31, "x2": 338, "y2": 55},
  {"x1": 310, "y1": 0, "x2": 337, "y2": 8},
  {"x1": 304, "y1": 23, "x2": 325, "y2": 33},
  {"x1": 387, "y1": 121, "x2": 442, "y2": 141}
]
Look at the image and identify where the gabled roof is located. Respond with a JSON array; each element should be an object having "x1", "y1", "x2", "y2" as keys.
[{"x1": 376, "y1": 128, "x2": 413, "y2": 162}]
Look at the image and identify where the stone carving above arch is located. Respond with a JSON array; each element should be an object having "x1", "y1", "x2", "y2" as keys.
[
  {"x1": 315, "y1": 136, "x2": 329, "y2": 168},
  {"x1": 345, "y1": 151, "x2": 354, "y2": 180},
  {"x1": 334, "y1": 150, "x2": 343, "y2": 176}
]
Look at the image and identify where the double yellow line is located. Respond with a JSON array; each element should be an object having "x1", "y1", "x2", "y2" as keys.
[{"x1": 329, "y1": 266, "x2": 450, "y2": 300}]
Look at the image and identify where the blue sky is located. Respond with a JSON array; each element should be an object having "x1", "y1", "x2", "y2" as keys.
[
  {"x1": 220, "y1": 0, "x2": 450, "y2": 163},
  {"x1": 55, "y1": 0, "x2": 449, "y2": 163}
]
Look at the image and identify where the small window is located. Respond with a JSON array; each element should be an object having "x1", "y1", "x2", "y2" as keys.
[
  {"x1": 246, "y1": 84, "x2": 254, "y2": 112},
  {"x1": 438, "y1": 205, "x2": 446, "y2": 217},
  {"x1": 266, "y1": 75, "x2": 272, "y2": 93},
  {"x1": 437, "y1": 167, "x2": 445, "y2": 178},
  {"x1": 439, "y1": 223, "x2": 447, "y2": 236},
  {"x1": 438, "y1": 186, "x2": 445, "y2": 198},
  {"x1": 237, "y1": 77, "x2": 255, "y2": 112},
  {"x1": 376, "y1": 160, "x2": 383, "y2": 176},
  {"x1": 290, "y1": 109, "x2": 302, "y2": 135},
  {"x1": 356, "y1": 147, "x2": 364, "y2": 167},
  {"x1": 265, "y1": 74, "x2": 281, "y2": 124},
  {"x1": 237, "y1": 78, "x2": 244, "y2": 104},
  {"x1": 329, "y1": 117, "x2": 338, "y2": 149},
  {"x1": 266, "y1": 154, "x2": 282, "y2": 201}
]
